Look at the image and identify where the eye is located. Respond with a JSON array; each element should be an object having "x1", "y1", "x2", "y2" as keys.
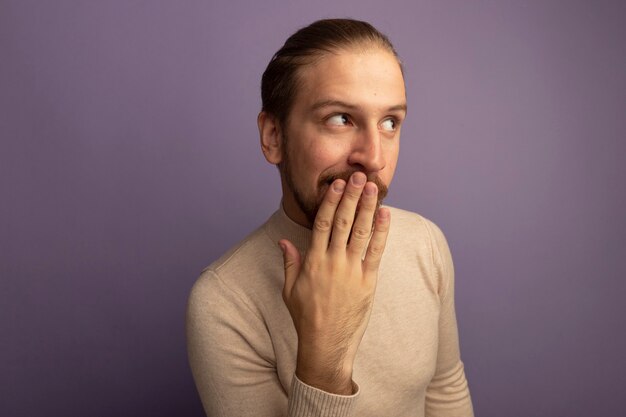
[
  {"x1": 327, "y1": 114, "x2": 350, "y2": 126},
  {"x1": 380, "y1": 118, "x2": 396, "y2": 132}
]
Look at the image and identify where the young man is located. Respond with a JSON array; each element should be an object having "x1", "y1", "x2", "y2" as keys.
[{"x1": 187, "y1": 19, "x2": 473, "y2": 417}]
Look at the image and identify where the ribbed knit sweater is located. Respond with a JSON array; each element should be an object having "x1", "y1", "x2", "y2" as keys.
[{"x1": 186, "y1": 205, "x2": 473, "y2": 416}]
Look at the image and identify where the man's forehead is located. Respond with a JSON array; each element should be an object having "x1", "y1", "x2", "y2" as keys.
[{"x1": 294, "y1": 49, "x2": 406, "y2": 112}]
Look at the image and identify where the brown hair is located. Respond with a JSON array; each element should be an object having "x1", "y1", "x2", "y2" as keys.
[{"x1": 261, "y1": 18, "x2": 402, "y2": 126}]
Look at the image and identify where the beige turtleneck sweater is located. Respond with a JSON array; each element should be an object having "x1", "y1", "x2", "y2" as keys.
[{"x1": 186, "y1": 205, "x2": 473, "y2": 416}]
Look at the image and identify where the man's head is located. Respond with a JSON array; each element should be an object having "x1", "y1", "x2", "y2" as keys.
[{"x1": 258, "y1": 19, "x2": 407, "y2": 227}]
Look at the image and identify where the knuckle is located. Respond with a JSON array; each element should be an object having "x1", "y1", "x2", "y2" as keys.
[
  {"x1": 327, "y1": 191, "x2": 342, "y2": 204},
  {"x1": 375, "y1": 220, "x2": 390, "y2": 233},
  {"x1": 344, "y1": 189, "x2": 362, "y2": 200},
  {"x1": 313, "y1": 218, "x2": 332, "y2": 233},
  {"x1": 359, "y1": 198, "x2": 376, "y2": 210},
  {"x1": 303, "y1": 258, "x2": 319, "y2": 273},
  {"x1": 367, "y1": 242, "x2": 385, "y2": 257},
  {"x1": 334, "y1": 215, "x2": 351, "y2": 230},
  {"x1": 351, "y1": 226, "x2": 371, "y2": 240}
]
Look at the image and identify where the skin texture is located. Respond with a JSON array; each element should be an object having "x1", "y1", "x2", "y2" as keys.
[{"x1": 258, "y1": 46, "x2": 407, "y2": 394}]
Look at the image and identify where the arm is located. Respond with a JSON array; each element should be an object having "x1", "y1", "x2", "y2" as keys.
[
  {"x1": 187, "y1": 271, "x2": 288, "y2": 416},
  {"x1": 424, "y1": 221, "x2": 474, "y2": 417},
  {"x1": 279, "y1": 173, "x2": 390, "y2": 407}
]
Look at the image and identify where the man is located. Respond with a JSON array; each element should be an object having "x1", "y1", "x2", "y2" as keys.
[{"x1": 187, "y1": 19, "x2": 473, "y2": 416}]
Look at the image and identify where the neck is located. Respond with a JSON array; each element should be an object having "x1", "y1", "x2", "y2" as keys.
[{"x1": 281, "y1": 193, "x2": 312, "y2": 229}]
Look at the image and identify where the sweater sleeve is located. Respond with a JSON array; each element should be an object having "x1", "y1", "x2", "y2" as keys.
[
  {"x1": 186, "y1": 269, "x2": 359, "y2": 417},
  {"x1": 423, "y1": 221, "x2": 474, "y2": 417}
]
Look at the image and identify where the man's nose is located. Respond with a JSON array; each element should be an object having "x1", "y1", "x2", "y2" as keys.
[{"x1": 347, "y1": 125, "x2": 386, "y2": 174}]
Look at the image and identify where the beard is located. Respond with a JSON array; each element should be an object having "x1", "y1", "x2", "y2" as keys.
[{"x1": 280, "y1": 142, "x2": 389, "y2": 227}]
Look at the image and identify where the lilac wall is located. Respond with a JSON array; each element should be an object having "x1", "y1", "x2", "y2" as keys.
[{"x1": 2, "y1": 1, "x2": 625, "y2": 416}]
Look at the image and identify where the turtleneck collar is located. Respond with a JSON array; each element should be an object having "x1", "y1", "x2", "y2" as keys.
[{"x1": 264, "y1": 203, "x2": 312, "y2": 255}]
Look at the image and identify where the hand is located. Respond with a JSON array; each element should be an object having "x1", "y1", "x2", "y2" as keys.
[{"x1": 279, "y1": 172, "x2": 391, "y2": 395}]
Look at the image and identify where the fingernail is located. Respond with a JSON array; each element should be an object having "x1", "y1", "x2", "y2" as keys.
[
  {"x1": 333, "y1": 180, "x2": 345, "y2": 192},
  {"x1": 351, "y1": 172, "x2": 366, "y2": 186},
  {"x1": 364, "y1": 183, "x2": 377, "y2": 195}
]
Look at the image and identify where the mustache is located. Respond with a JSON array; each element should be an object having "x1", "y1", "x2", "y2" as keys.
[{"x1": 317, "y1": 171, "x2": 388, "y2": 200}]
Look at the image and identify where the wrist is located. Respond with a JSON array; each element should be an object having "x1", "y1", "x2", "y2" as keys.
[
  {"x1": 295, "y1": 369, "x2": 354, "y2": 395},
  {"x1": 295, "y1": 351, "x2": 354, "y2": 395}
]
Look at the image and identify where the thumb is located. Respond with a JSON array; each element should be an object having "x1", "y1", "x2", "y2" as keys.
[{"x1": 278, "y1": 239, "x2": 301, "y2": 300}]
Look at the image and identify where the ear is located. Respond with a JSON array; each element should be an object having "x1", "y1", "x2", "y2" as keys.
[{"x1": 258, "y1": 111, "x2": 283, "y2": 165}]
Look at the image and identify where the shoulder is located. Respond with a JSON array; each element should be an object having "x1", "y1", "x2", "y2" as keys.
[
  {"x1": 385, "y1": 205, "x2": 449, "y2": 252},
  {"x1": 188, "y1": 219, "x2": 283, "y2": 316},
  {"x1": 383, "y1": 206, "x2": 454, "y2": 295},
  {"x1": 205, "y1": 223, "x2": 278, "y2": 280}
]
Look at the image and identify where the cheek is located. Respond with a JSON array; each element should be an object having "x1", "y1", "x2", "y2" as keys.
[{"x1": 301, "y1": 142, "x2": 347, "y2": 179}]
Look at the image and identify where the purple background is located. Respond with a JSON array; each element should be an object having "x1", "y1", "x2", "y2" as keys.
[{"x1": 2, "y1": 1, "x2": 625, "y2": 416}]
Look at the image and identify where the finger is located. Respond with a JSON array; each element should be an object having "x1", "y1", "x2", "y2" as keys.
[
  {"x1": 362, "y1": 207, "x2": 390, "y2": 274},
  {"x1": 329, "y1": 172, "x2": 367, "y2": 251},
  {"x1": 347, "y1": 181, "x2": 378, "y2": 257},
  {"x1": 310, "y1": 179, "x2": 346, "y2": 253},
  {"x1": 279, "y1": 239, "x2": 301, "y2": 301}
]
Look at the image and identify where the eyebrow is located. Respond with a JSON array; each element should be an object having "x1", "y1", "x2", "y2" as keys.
[{"x1": 310, "y1": 99, "x2": 408, "y2": 114}]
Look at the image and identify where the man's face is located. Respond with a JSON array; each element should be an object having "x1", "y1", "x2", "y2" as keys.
[{"x1": 279, "y1": 46, "x2": 407, "y2": 227}]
